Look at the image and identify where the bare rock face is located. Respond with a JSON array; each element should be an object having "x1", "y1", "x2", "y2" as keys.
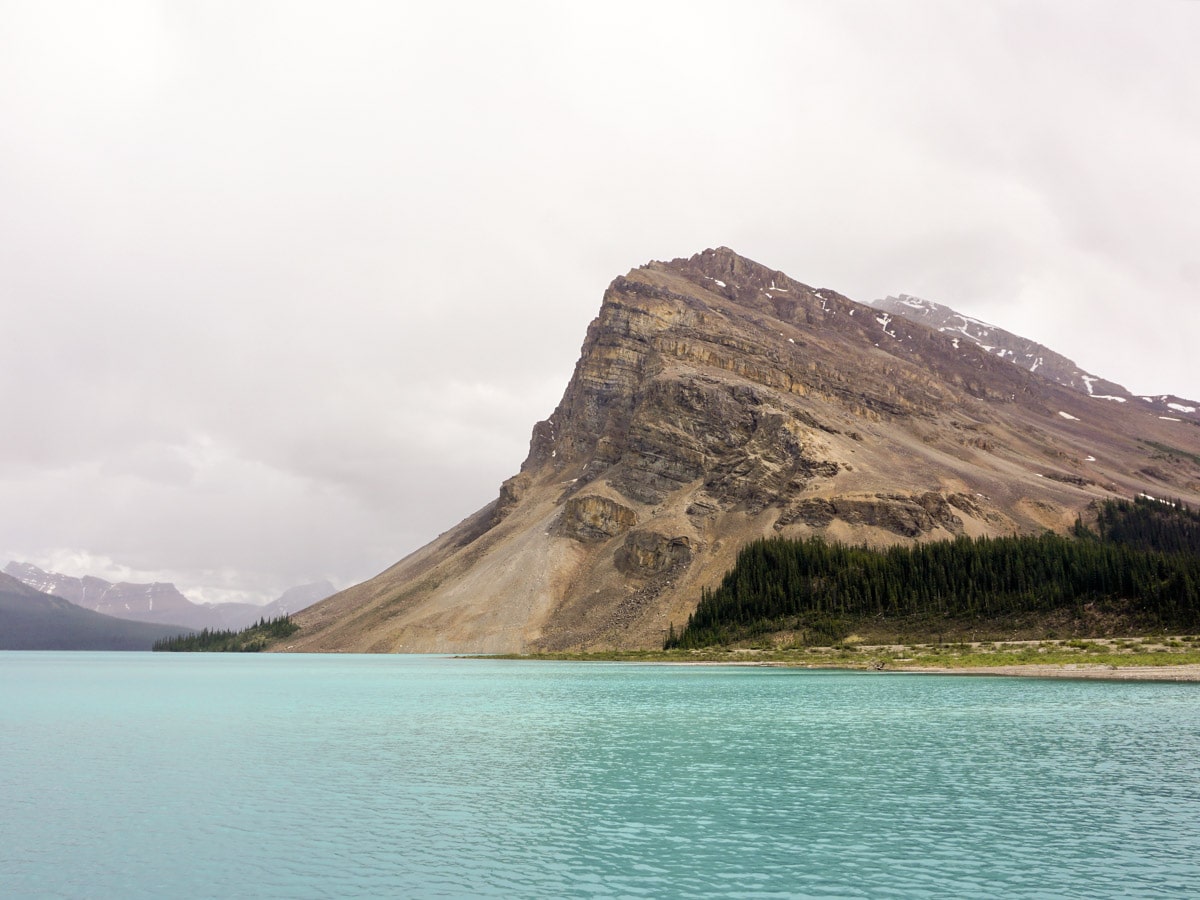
[
  {"x1": 775, "y1": 492, "x2": 970, "y2": 537},
  {"x1": 615, "y1": 531, "x2": 693, "y2": 577},
  {"x1": 288, "y1": 248, "x2": 1200, "y2": 654},
  {"x1": 555, "y1": 496, "x2": 638, "y2": 543}
]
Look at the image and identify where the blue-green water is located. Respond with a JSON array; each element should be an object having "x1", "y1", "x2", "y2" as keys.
[{"x1": 2, "y1": 655, "x2": 1199, "y2": 898}]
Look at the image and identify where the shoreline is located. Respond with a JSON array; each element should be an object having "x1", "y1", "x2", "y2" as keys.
[
  {"x1": 487, "y1": 640, "x2": 1200, "y2": 682},
  {"x1": 875, "y1": 662, "x2": 1200, "y2": 681},
  {"x1": 640, "y1": 660, "x2": 1200, "y2": 681}
]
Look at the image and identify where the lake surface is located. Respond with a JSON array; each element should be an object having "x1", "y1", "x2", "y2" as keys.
[{"x1": 1, "y1": 654, "x2": 1198, "y2": 898}]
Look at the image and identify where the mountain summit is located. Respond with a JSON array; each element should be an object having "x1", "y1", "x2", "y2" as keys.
[{"x1": 288, "y1": 248, "x2": 1200, "y2": 653}]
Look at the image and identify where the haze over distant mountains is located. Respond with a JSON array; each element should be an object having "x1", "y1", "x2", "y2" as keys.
[
  {"x1": 0, "y1": 571, "x2": 189, "y2": 650},
  {"x1": 286, "y1": 248, "x2": 1200, "y2": 655},
  {"x1": 2, "y1": 562, "x2": 333, "y2": 633}
]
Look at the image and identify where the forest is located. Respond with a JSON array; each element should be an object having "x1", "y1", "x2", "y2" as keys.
[
  {"x1": 153, "y1": 615, "x2": 299, "y2": 652},
  {"x1": 666, "y1": 496, "x2": 1200, "y2": 648}
]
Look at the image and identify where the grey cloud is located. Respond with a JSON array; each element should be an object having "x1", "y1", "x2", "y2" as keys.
[{"x1": 2, "y1": 0, "x2": 1197, "y2": 603}]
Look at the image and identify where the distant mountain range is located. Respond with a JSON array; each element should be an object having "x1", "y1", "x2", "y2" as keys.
[
  {"x1": 2, "y1": 562, "x2": 333, "y2": 633},
  {"x1": 873, "y1": 294, "x2": 1200, "y2": 422},
  {"x1": 0, "y1": 571, "x2": 189, "y2": 650}
]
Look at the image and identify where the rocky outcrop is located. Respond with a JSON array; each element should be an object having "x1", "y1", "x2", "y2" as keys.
[
  {"x1": 828, "y1": 493, "x2": 962, "y2": 537},
  {"x1": 615, "y1": 531, "x2": 693, "y2": 577},
  {"x1": 286, "y1": 248, "x2": 1200, "y2": 654},
  {"x1": 604, "y1": 380, "x2": 842, "y2": 509},
  {"x1": 554, "y1": 495, "x2": 637, "y2": 543},
  {"x1": 775, "y1": 492, "x2": 971, "y2": 537}
]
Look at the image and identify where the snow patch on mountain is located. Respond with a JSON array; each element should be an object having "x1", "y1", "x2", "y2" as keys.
[{"x1": 873, "y1": 294, "x2": 1199, "y2": 423}]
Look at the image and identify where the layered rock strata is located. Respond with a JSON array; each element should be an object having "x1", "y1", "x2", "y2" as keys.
[{"x1": 288, "y1": 248, "x2": 1200, "y2": 653}]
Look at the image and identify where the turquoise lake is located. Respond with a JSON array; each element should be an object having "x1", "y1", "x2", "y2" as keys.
[{"x1": 2, "y1": 654, "x2": 1198, "y2": 898}]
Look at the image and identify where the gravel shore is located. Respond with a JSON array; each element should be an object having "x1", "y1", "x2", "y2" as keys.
[{"x1": 881, "y1": 663, "x2": 1200, "y2": 681}]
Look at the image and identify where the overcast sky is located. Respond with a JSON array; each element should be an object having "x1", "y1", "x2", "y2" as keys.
[{"x1": 2, "y1": 0, "x2": 1198, "y2": 605}]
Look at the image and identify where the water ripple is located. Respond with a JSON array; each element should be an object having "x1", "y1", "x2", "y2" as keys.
[{"x1": 1, "y1": 655, "x2": 1198, "y2": 897}]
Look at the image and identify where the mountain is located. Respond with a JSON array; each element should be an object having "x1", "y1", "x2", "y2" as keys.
[
  {"x1": 0, "y1": 571, "x2": 191, "y2": 650},
  {"x1": 3, "y1": 563, "x2": 204, "y2": 627},
  {"x1": 201, "y1": 581, "x2": 337, "y2": 629},
  {"x1": 873, "y1": 294, "x2": 1200, "y2": 422},
  {"x1": 271, "y1": 580, "x2": 338, "y2": 614},
  {"x1": 2, "y1": 564, "x2": 334, "y2": 631},
  {"x1": 287, "y1": 247, "x2": 1200, "y2": 654}
]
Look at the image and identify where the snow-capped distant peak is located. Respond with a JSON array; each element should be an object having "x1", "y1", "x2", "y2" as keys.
[{"x1": 872, "y1": 293, "x2": 1199, "y2": 420}]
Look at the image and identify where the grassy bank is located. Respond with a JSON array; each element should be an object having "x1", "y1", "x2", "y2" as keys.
[{"x1": 493, "y1": 635, "x2": 1200, "y2": 671}]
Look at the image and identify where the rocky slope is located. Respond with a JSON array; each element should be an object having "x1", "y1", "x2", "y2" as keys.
[
  {"x1": 874, "y1": 294, "x2": 1200, "y2": 422},
  {"x1": 287, "y1": 248, "x2": 1200, "y2": 654},
  {"x1": 2, "y1": 563, "x2": 333, "y2": 631}
]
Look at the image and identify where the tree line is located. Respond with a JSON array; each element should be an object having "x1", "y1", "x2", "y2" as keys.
[
  {"x1": 1081, "y1": 494, "x2": 1200, "y2": 555},
  {"x1": 667, "y1": 496, "x2": 1200, "y2": 648},
  {"x1": 153, "y1": 615, "x2": 299, "y2": 652}
]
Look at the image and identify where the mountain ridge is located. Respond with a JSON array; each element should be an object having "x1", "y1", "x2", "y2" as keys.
[
  {"x1": 2, "y1": 562, "x2": 333, "y2": 632},
  {"x1": 873, "y1": 294, "x2": 1200, "y2": 422},
  {"x1": 285, "y1": 248, "x2": 1200, "y2": 654},
  {"x1": 0, "y1": 571, "x2": 193, "y2": 650}
]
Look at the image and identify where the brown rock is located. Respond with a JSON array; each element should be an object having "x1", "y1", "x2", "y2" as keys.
[
  {"x1": 615, "y1": 531, "x2": 693, "y2": 577},
  {"x1": 286, "y1": 247, "x2": 1200, "y2": 654},
  {"x1": 554, "y1": 495, "x2": 637, "y2": 543}
]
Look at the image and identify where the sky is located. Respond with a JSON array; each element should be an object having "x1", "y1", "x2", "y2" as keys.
[{"x1": 2, "y1": 0, "x2": 1198, "y2": 605}]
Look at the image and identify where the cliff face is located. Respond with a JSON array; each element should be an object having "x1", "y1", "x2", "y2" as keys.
[{"x1": 288, "y1": 248, "x2": 1200, "y2": 653}]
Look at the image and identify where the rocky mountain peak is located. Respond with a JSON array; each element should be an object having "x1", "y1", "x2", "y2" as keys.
[
  {"x1": 288, "y1": 249, "x2": 1200, "y2": 655},
  {"x1": 518, "y1": 249, "x2": 855, "y2": 507},
  {"x1": 667, "y1": 246, "x2": 800, "y2": 294}
]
